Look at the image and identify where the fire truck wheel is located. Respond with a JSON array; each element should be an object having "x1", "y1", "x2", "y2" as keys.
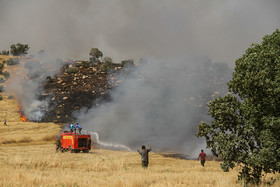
[{"x1": 83, "y1": 149, "x2": 89, "y2": 153}]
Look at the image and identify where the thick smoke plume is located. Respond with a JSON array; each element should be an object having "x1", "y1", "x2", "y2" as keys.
[
  {"x1": 1, "y1": 0, "x2": 279, "y2": 153},
  {"x1": 76, "y1": 57, "x2": 232, "y2": 153},
  {"x1": 0, "y1": 0, "x2": 279, "y2": 64},
  {"x1": 6, "y1": 56, "x2": 63, "y2": 121}
]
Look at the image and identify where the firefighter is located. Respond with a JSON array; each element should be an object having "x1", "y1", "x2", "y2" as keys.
[
  {"x1": 76, "y1": 123, "x2": 82, "y2": 134},
  {"x1": 3, "y1": 118, "x2": 7, "y2": 126},
  {"x1": 70, "y1": 122, "x2": 74, "y2": 133},
  {"x1": 137, "y1": 144, "x2": 152, "y2": 168}
]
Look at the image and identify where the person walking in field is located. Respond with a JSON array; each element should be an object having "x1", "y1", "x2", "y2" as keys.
[
  {"x1": 197, "y1": 149, "x2": 207, "y2": 167},
  {"x1": 137, "y1": 144, "x2": 152, "y2": 168},
  {"x1": 3, "y1": 118, "x2": 7, "y2": 126}
]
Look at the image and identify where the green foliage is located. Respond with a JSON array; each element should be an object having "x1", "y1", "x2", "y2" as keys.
[
  {"x1": 10, "y1": 43, "x2": 30, "y2": 56},
  {"x1": 0, "y1": 63, "x2": 4, "y2": 73},
  {"x1": 66, "y1": 68, "x2": 78, "y2": 74},
  {"x1": 3, "y1": 71, "x2": 10, "y2": 79},
  {"x1": 0, "y1": 50, "x2": 9, "y2": 55},
  {"x1": 0, "y1": 95, "x2": 3, "y2": 101},
  {"x1": 8, "y1": 95, "x2": 13, "y2": 99},
  {"x1": 89, "y1": 48, "x2": 103, "y2": 63},
  {"x1": 121, "y1": 59, "x2": 134, "y2": 67},
  {"x1": 197, "y1": 29, "x2": 280, "y2": 185},
  {"x1": 100, "y1": 57, "x2": 114, "y2": 72},
  {"x1": 0, "y1": 85, "x2": 5, "y2": 92},
  {"x1": 7, "y1": 58, "x2": 19, "y2": 66},
  {"x1": 0, "y1": 78, "x2": 5, "y2": 83},
  {"x1": 81, "y1": 61, "x2": 90, "y2": 68},
  {"x1": 46, "y1": 76, "x2": 54, "y2": 83}
]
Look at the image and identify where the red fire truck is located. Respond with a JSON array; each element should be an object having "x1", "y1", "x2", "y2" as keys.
[{"x1": 58, "y1": 131, "x2": 92, "y2": 153}]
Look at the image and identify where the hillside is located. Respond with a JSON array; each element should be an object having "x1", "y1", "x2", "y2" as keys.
[
  {"x1": 41, "y1": 61, "x2": 123, "y2": 123},
  {"x1": 1, "y1": 55, "x2": 280, "y2": 186}
]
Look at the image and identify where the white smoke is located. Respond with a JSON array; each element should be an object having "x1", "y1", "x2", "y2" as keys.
[
  {"x1": 6, "y1": 56, "x2": 63, "y2": 121},
  {"x1": 76, "y1": 57, "x2": 232, "y2": 153}
]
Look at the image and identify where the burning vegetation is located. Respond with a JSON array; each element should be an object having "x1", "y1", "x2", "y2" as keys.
[{"x1": 19, "y1": 105, "x2": 29, "y2": 122}]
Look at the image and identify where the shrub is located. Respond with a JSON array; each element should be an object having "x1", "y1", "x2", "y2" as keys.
[
  {"x1": 81, "y1": 61, "x2": 90, "y2": 68},
  {"x1": 0, "y1": 85, "x2": 4, "y2": 92},
  {"x1": 0, "y1": 50, "x2": 9, "y2": 55},
  {"x1": 8, "y1": 95, "x2": 14, "y2": 99},
  {"x1": 0, "y1": 78, "x2": 4, "y2": 83},
  {"x1": 7, "y1": 58, "x2": 19, "y2": 66},
  {"x1": 46, "y1": 76, "x2": 54, "y2": 83},
  {"x1": 100, "y1": 61, "x2": 114, "y2": 72},
  {"x1": 121, "y1": 59, "x2": 134, "y2": 67},
  {"x1": 66, "y1": 68, "x2": 78, "y2": 74},
  {"x1": 3, "y1": 71, "x2": 10, "y2": 79},
  {"x1": 0, "y1": 63, "x2": 4, "y2": 73},
  {"x1": 10, "y1": 43, "x2": 30, "y2": 56},
  {"x1": 0, "y1": 95, "x2": 3, "y2": 100}
]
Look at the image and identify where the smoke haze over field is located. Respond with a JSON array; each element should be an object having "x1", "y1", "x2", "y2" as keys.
[
  {"x1": 1, "y1": 0, "x2": 280, "y2": 153},
  {"x1": 0, "y1": 0, "x2": 279, "y2": 64},
  {"x1": 77, "y1": 57, "x2": 232, "y2": 153}
]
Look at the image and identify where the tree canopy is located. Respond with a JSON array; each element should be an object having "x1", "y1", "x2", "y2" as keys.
[
  {"x1": 89, "y1": 48, "x2": 103, "y2": 63},
  {"x1": 197, "y1": 29, "x2": 280, "y2": 185},
  {"x1": 10, "y1": 43, "x2": 29, "y2": 56}
]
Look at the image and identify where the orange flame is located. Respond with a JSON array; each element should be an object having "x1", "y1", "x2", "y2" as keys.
[
  {"x1": 19, "y1": 105, "x2": 29, "y2": 122},
  {"x1": 20, "y1": 115, "x2": 28, "y2": 122}
]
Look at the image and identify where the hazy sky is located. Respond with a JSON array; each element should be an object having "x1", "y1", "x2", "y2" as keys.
[{"x1": 0, "y1": 0, "x2": 279, "y2": 65}]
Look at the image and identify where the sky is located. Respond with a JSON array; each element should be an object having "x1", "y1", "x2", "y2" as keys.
[{"x1": 0, "y1": 0, "x2": 279, "y2": 65}]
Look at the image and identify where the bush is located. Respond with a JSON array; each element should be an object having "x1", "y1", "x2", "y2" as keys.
[
  {"x1": 0, "y1": 78, "x2": 4, "y2": 83},
  {"x1": 121, "y1": 59, "x2": 134, "y2": 67},
  {"x1": 7, "y1": 58, "x2": 19, "y2": 66},
  {"x1": 8, "y1": 95, "x2": 14, "y2": 99},
  {"x1": 0, "y1": 86, "x2": 4, "y2": 92},
  {"x1": 100, "y1": 61, "x2": 114, "y2": 72},
  {"x1": 0, "y1": 63, "x2": 4, "y2": 73},
  {"x1": 10, "y1": 43, "x2": 30, "y2": 56},
  {"x1": 66, "y1": 68, "x2": 78, "y2": 74},
  {"x1": 0, "y1": 95, "x2": 3, "y2": 100},
  {"x1": 3, "y1": 71, "x2": 10, "y2": 79},
  {"x1": 81, "y1": 61, "x2": 90, "y2": 68},
  {"x1": 0, "y1": 50, "x2": 9, "y2": 55},
  {"x1": 46, "y1": 76, "x2": 54, "y2": 83}
]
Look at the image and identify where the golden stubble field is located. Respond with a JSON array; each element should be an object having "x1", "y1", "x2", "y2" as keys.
[{"x1": 0, "y1": 55, "x2": 279, "y2": 186}]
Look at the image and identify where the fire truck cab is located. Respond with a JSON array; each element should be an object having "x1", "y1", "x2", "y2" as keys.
[{"x1": 59, "y1": 131, "x2": 91, "y2": 153}]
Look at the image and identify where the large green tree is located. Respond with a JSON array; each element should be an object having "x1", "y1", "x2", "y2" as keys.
[{"x1": 197, "y1": 29, "x2": 280, "y2": 185}]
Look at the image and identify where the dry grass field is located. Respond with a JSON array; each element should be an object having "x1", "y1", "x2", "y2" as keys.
[{"x1": 0, "y1": 55, "x2": 279, "y2": 186}]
